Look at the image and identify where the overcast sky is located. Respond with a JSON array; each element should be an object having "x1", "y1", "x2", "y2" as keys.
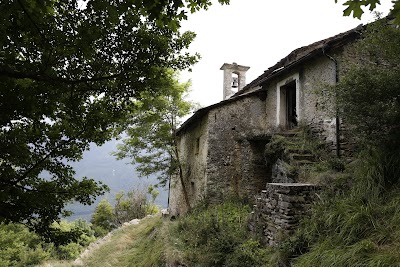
[{"x1": 179, "y1": 0, "x2": 392, "y2": 107}]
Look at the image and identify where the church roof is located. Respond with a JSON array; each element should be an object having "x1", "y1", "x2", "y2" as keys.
[
  {"x1": 237, "y1": 24, "x2": 363, "y2": 95},
  {"x1": 177, "y1": 23, "x2": 364, "y2": 135}
]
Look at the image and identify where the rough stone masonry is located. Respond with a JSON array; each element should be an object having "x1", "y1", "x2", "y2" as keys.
[{"x1": 249, "y1": 183, "x2": 320, "y2": 246}]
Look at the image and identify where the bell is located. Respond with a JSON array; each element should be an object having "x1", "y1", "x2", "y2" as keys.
[{"x1": 232, "y1": 77, "x2": 238, "y2": 88}]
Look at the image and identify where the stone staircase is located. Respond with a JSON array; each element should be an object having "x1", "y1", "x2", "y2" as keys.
[
  {"x1": 277, "y1": 128, "x2": 319, "y2": 168},
  {"x1": 250, "y1": 128, "x2": 324, "y2": 246},
  {"x1": 267, "y1": 127, "x2": 322, "y2": 184}
]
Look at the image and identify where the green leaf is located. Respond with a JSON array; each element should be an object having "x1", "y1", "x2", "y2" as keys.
[{"x1": 343, "y1": 0, "x2": 364, "y2": 18}]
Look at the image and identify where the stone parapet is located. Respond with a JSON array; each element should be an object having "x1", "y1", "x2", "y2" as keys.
[{"x1": 249, "y1": 183, "x2": 321, "y2": 246}]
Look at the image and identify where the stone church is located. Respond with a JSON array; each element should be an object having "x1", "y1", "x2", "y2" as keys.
[{"x1": 169, "y1": 23, "x2": 363, "y2": 215}]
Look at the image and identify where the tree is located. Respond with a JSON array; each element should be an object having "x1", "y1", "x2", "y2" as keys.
[
  {"x1": 336, "y1": 0, "x2": 400, "y2": 23},
  {"x1": 335, "y1": 17, "x2": 400, "y2": 185},
  {"x1": 90, "y1": 199, "x2": 115, "y2": 233},
  {"x1": 114, "y1": 69, "x2": 194, "y2": 209},
  {"x1": 0, "y1": 0, "x2": 228, "y2": 234}
]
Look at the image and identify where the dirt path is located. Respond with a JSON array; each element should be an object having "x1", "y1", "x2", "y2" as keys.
[{"x1": 72, "y1": 218, "x2": 143, "y2": 266}]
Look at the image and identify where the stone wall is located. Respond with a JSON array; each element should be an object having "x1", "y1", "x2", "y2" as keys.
[
  {"x1": 171, "y1": 43, "x2": 358, "y2": 215},
  {"x1": 249, "y1": 183, "x2": 320, "y2": 246},
  {"x1": 206, "y1": 93, "x2": 269, "y2": 203},
  {"x1": 169, "y1": 114, "x2": 209, "y2": 215}
]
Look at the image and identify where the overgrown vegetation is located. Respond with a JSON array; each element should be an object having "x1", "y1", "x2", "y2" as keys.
[
  {"x1": 170, "y1": 200, "x2": 272, "y2": 267},
  {"x1": 0, "y1": 219, "x2": 98, "y2": 266},
  {"x1": 78, "y1": 215, "x2": 166, "y2": 267},
  {"x1": 91, "y1": 186, "x2": 160, "y2": 235},
  {"x1": 268, "y1": 17, "x2": 400, "y2": 267}
]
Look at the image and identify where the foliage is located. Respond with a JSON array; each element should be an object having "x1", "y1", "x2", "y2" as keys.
[
  {"x1": 225, "y1": 239, "x2": 271, "y2": 267},
  {"x1": 172, "y1": 200, "x2": 272, "y2": 267},
  {"x1": 47, "y1": 219, "x2": 96, "y2": 260},
  {"x1": 335, "y1": 18, "x2": 400, "y2": 153},
  {"x1": 335, "y1": 0, "x2": 400, "y2": 23},
  {"x1": 91, "y1": 187, "x2": 160, "y2": 235},
  {"x1": 0, "y1": 0, "x2": 228, "y2": 234},
  {"x1": 114, "y1": 70, "x2": 194, "y2": 187},
  {"x1": 114, "y1": 189, "x2": 149, "y2": 224},
  {"x1": 272, "y1": 153, "x2": 400, "y2": 267},
  {"x1": 91, "y1": 199, "x2": 116, "y2": 233},
  {"x1": 0, "y1": 223, "x2": 51, "y2": 267},
  {"x1": 56, "y1": 242, "x2": 83, "y2": 261},
  {"x1": 81, "y1": 215, "x2": 166, "y2": 267},
  {"x1": 114, "y1": 70, "x2": 194, "y2": 209}
]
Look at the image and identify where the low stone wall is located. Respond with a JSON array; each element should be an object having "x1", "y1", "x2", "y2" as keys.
[{"x1": 249, "y1": 183, "x2": 320, "y2": 246}]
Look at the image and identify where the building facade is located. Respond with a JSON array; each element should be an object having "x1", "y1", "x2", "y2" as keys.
[{"x1": 169, "y1": 24, "x2": 362, "y2": 215}]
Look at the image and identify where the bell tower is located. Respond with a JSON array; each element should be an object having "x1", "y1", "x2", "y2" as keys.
[{"x1": 220, "y1": 62, "x2": 250, "y2": 100}]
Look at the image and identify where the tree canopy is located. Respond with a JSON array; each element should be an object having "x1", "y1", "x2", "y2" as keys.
[
  {"x1": 336, "y1": 0, "x2": 400, "y2": 23},
  {"x1": 335, "y1": 17, "x2": 400, "y2": 185},
  {"x1": 114, "y1": 70, "x2": 194, "y2": 207},
  {"x1": 336, "y1": 18, "x2": 400, "y2": 148},
  {"x1": 0, "y1": 0, "x2": 227, "y2": 234}
]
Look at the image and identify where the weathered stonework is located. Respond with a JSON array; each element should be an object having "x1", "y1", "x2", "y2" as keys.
[
  {"x1": 206, "y1": 94, "x2": 269, "y2": 202},
  {"x1": 220, "y1": 62, "x2": 250, "y2": 100},
  {"x1": 249, "y1": 183, "x2": 320, "y2": 246},
  {"x1": 169, "y1": 114, "x2": 209, "y2": 215},
  {"x1": 170, "y1": 24, "x2": 362, "y2": 215}
]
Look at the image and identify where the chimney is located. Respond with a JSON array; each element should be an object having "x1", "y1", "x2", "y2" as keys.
[{"x1": 220, "y1": 62, "x2": 250, "y2": 100}]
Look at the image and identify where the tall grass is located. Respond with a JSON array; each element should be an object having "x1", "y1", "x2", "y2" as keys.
[
  {"x1": 277, "y1": 147, "x2": 400, "y2": 266},
  {"x1": 170, "y1": 200, "x2": 273, "y2": 267}
]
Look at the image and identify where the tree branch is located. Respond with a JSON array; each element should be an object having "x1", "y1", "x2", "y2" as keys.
[
  {"x1": 14, "y1": 128, "x2": 86, "y2": 184},
  {"x1": 0, "y1": 67, "x2": 124, "y2": 84},
  {"x1": 17, "y1": 0, "x2": 47, "y2": 43}
]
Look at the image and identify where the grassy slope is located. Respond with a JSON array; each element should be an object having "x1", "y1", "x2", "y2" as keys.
[
  {"x1": 40, "y1": 190, "x2": 400, "y2": 267},
  {"x1": 40, "y1": 138, "x2": 400, "y2": 267},
  {"x1": 79, "y1": 215, "x2": 166, "y2": 267}
]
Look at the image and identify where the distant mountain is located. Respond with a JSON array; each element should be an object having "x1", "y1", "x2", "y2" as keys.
[{"x1": 66, "y1": 139, "x2": 168, "y2": 221}]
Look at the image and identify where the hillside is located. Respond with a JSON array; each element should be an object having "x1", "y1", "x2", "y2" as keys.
[
  {"x1": 42, "y1": 182, "x2": 400, "y2": 267},
  {"x1": 66, "y1": 139, "x2": 168, "y2": 221}
]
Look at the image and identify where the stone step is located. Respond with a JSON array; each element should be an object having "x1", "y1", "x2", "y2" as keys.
[
  {"x1": 287, "y1": 148, "x2": 312, "y2": 154},
  {"x1": 293, "y1": 159, "x2": 315, "y2": 165},
  {"x1": 276, "y1": 132, "x2": 298, "y2": 138},
  {"x1": 290, "y1": 153, "x2": 315, "y2": 161}
]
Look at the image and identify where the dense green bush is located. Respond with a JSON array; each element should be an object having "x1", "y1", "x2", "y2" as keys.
[
  {"x1": 50, "y1": 219, "x2": 96, "y2": 260},
  {"x1": 172, "y1": 200, "x2": 272, "y2": 267},
  {"x1": 272, "y1": 152, "x2": 400, "y2": 266},
  {"x1": 0, "y1": 223, "x2": 51, "y2": 266},
  {"x1": 91, "y1": 199, "x2": 116, "y2": 234},
  {"x1": 91, "y1": 187, "x2": 160, "y2": 235},
  {"x1": 0, "y1": 219, "x2": 100, "y2": 265}
]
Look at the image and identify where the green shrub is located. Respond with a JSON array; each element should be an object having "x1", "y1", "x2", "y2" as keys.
[
  {"x1": 49, "y1": 219, "x2": 96, "y2": 260},
  {"x1": 173, "y1": 200, "x2": 271, "y2": 267},
  {"x1": 56, "y1": 242, "x2": 83, "y2": 260},
  {"x1": 0, "y1": 223, "x2": 51, "y2": 266},
  {"x1": 225, "y1": 239, "x2": 271, "y2": 267},
  {"x1": 91, "y1": 199, "x2": 116, "y2": 232}
]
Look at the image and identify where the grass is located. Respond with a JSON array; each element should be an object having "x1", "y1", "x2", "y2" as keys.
[
  {"x1": 80, "y1": 215, "x2": 165, "y2": 267},
  {"x1": 37, "y1": 138, "x2": 400, "y2": 267},
  {"x1": 169, "y1": 200, "x2": 273, "y2": 267},
  {"x1": 272, "y1": 147, "x2": 400, "y2": 267}
]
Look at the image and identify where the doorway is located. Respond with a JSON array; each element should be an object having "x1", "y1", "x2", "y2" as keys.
[
  {"x1": 278, "y1": 79, "x2": 298, "y2": 130},
  {"x1": 283, "y1": 81, "x2": 297, "y2": 129}
]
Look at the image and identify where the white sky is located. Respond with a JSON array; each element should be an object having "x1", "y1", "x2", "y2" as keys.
[{"x1": 179, "y1": 0, "x2": 392, "y2": 107}]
